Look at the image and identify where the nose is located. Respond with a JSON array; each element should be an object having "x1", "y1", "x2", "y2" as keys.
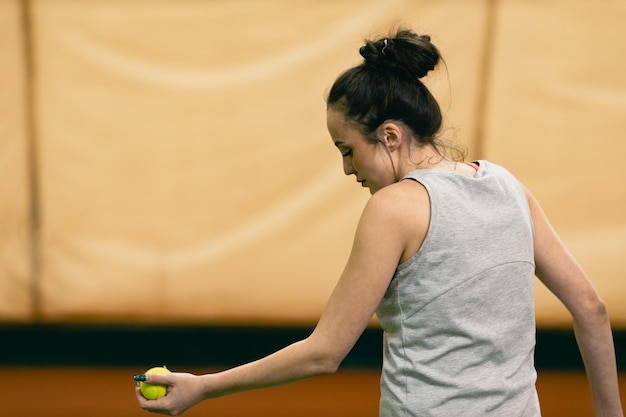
[{"x1": 343, "y1": 158, "x2": 355, "y2": 176}]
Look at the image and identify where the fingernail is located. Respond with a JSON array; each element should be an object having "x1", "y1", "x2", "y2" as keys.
[{"x1": 133, "y1": 374, "x2": 147, "y2": 382}]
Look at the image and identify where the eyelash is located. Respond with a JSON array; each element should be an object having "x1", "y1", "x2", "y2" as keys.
[{"x1": 342, "y1": 150, "x2": 352, "y2": 157}]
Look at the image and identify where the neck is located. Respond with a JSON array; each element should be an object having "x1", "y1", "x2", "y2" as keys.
[{"x1": 397, "y1": 145, "x2": 448, "y2": 176}]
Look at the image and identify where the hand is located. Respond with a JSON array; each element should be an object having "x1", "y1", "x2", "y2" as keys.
[{"x1": 134, "y1": 371, "x2": 207, "y2": 416}]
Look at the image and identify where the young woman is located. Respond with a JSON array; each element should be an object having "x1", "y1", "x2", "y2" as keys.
[{"x1": 134, "y1": 28, "x2": 623, "y2": 417}]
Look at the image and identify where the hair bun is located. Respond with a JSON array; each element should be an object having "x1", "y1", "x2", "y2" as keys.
[{"x1": 359, "y1": 29, "x2": 441, "y2": 79}]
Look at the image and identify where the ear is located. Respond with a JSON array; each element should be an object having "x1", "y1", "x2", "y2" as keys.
[{"x1": 378, "y1": 121, "x2": 404, "y2": 152}]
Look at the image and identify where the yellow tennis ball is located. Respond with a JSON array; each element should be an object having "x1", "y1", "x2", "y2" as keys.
[{"x1": 140, "y1": 366, "x2": 171, "y2": 400}]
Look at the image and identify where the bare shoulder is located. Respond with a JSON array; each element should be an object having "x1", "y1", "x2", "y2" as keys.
[
  {"x1": 366, "y1": 179, "x2": 430, "y2": 214},
  {"x1": 360, "y1": 180, "x2": 430, "y2": 264}
]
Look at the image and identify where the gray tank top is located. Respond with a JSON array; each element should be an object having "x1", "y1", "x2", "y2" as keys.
[{"x1": 376, "y1": 161, "x2": 540, "y2": 417}]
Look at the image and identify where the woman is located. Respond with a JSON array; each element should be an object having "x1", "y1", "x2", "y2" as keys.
[{"x1": 135, "y1": 28, "x2": 623, "y2": 416}]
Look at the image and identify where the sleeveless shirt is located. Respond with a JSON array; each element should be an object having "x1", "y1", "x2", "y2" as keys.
[{"x1": 376, "y1": 161, "x2": 540, "y2": 417}]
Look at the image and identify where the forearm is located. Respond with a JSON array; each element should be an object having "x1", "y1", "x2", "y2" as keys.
[
  {"x1": 573, "y1": 305, "x2": 623, "y2": 417},
  {"x1": 199, "y1": 336, "x2": 340, "y2": 399}
]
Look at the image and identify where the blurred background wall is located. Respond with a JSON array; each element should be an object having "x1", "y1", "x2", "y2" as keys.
[{"x1": 1, "y1": 0, "x2": 625, "y2": 329}]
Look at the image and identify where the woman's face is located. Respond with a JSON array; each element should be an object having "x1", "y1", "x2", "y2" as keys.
[{"x1": 326, "y1": 108, "x2": 396, "y2": 194}]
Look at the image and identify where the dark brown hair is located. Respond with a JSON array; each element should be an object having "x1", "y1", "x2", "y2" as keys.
[{"x1": 327, "y1": 28, "x2": 464, "y2": 160}]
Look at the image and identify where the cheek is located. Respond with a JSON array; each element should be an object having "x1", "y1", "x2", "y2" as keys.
[
  {"x1": 353, "y1": 145, "x2": 377, "y2": 169},
  {"x1": 351, "y1": 155, "x2": 369, "y2": 174},
  {"x1": 352, "y1": 143, "x2": 387, "y2": 176}
]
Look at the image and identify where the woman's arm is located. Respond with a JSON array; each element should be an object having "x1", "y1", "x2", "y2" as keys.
[
  {"x1": 526, "y1": 187, "x2": 623, "y2": 417},
  {"x1": 136, "y1": 181, "x2": 429, "y2": 416}
]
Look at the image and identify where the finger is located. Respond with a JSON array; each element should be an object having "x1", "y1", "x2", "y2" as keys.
[
  {"x1": 135, "y1": 387, "x2": 151, "y2": 406},
  {"x1": 133, "y1": 374, "x2": 146, "y2": 381},
  {"x1": 137, "y1": 395, "x2": 174, "y2": 414},
  {"x1": 134, "y1": 373, "x2": 173, "y2": 387}
]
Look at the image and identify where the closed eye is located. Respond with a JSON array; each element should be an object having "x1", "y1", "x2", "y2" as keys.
[{"x1": 333, "y1": 140, "x2": 352, "y2": 158}]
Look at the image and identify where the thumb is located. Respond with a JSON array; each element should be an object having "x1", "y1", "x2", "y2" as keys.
[{"x1": 134, "y1": 372, "x2": 173, "y2": 385}]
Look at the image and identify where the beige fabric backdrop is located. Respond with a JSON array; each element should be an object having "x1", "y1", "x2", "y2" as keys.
[
  {"x1": 484, "y1": 0, "x2": 626, "y2": 326},
  {"x1": 0, "y1": 0, "x2": 624, "y2": 327},
  {"x1": 0, "y1": 0, "x2": 33, "y2": 321}
]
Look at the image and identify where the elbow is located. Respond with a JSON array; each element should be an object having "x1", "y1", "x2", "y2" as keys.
[
  {"x1": 574, "y1": 294, "x2": 609, "y2": 326},
  {"x1": 302, "y1": 337, "x2": 344, "y2": 376},
  {"x1": 587, "y1": 295, "x2": 608, "y2": 321},
  {"x1": 311, "y1": 352, "x2": 342, "y2": 375},
  {"x1": 595, "y1": 297, "x2": 608, "y2": 318}
]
